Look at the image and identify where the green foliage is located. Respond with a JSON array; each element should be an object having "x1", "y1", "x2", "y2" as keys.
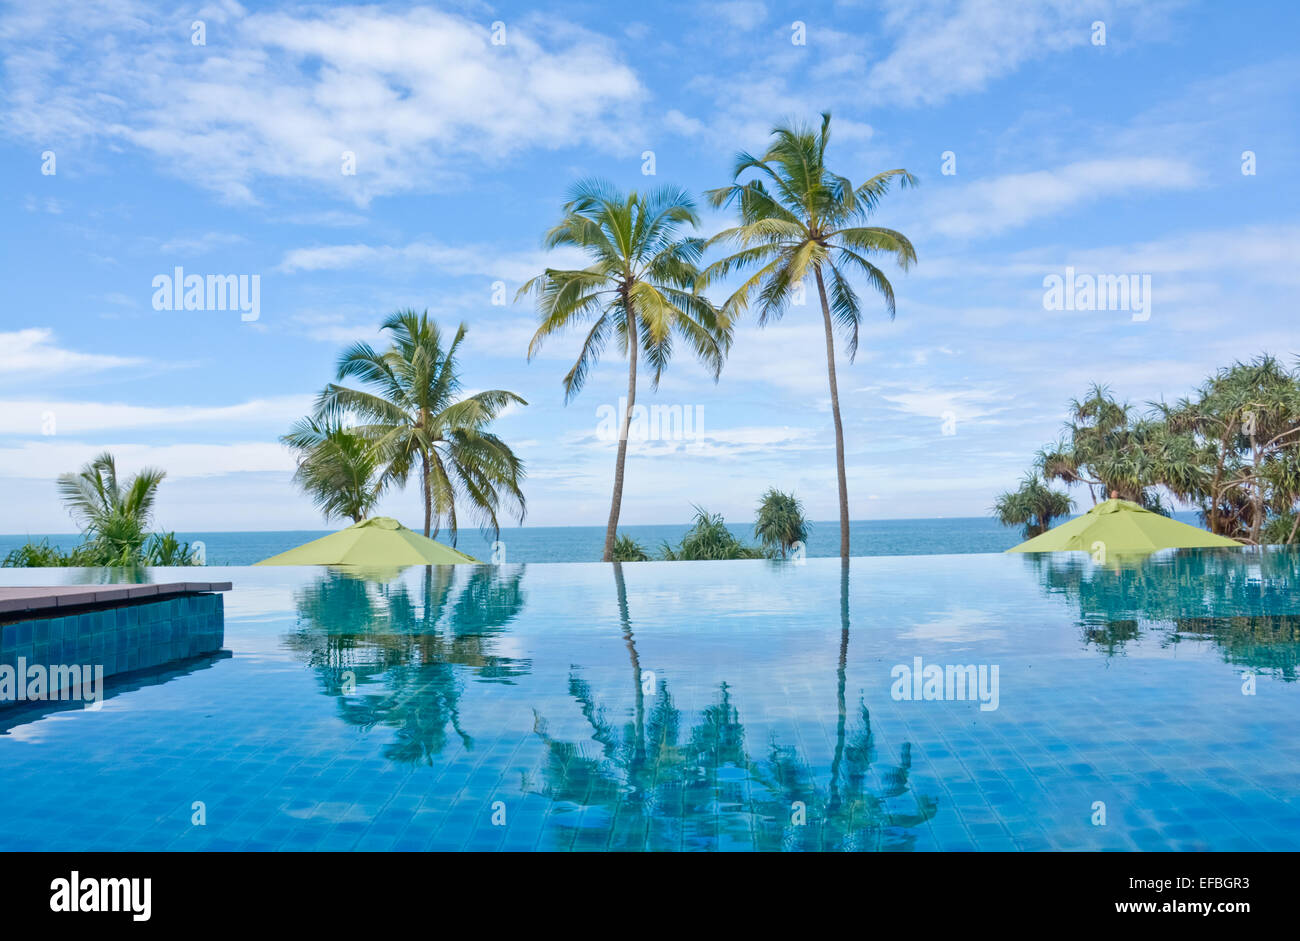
[
  {"x1": 3, "y1": 453, "x2": 202, "y2": 567},
  {"x1": 56, "y1": 451, "x2": 163, "y2": 563},
  {"x1": 282, "y1": 417, "x2": 386, "y2": 523},
  {"x1": 1, "y1": 539, "x2": 81, "y2": 567},
  {"x1": 314, "y1": 310, "x2": 527, "y2": 542},
  {"x1": 142, "y1": 532, "x2": 201, "y2": 566},
  {"x1": 993, "y1": 474, "x2": 1074, "y2": 538},
  {"x1": 520, "y1": 179, "x2": 731, "y2": 400},
  {"x1": 660, "y1": 506, "x2": 769, "y2": 561},
  {"x1": 703, "y1": 112, "x2": 917, "y2": 350},
  {"x1": 1011, "y1": 356, "x2": 1300, "y2": 545},
  {"x1": 611, "y1": 533, "x2": 651, "y2": 562},
  {"x1": 754, "y1": 488, "x2": 809, "y2": 558}
]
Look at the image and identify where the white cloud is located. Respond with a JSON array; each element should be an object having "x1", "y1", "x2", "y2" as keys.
[
  {"x1": 157, "y1": 232, "x2": 245, "y2": 255},
  {"x1": 0, "y1": 329, "x2": 143, "y2": 378},
  {"x1": 0, "y1": 3, "x2": 645, "y2": 203},
  {"x1": 867, "y1": 0, "x2": 1174, "y2": 107},
  {"x1": 922, "y1": 158, "x2": 1200, "y2": 239},
  {"x1": 711, "y1": 2, "x2": 768, "y2": 30},
  {"x1": 0, "y1": 441, "x2": 295, "y2": 480},
  {"x1": 0, "y1": 395, "x2": 313, "y2": 435},
  {"x1": 278, "y1": 240, "x2": 587, "y2": 283}
]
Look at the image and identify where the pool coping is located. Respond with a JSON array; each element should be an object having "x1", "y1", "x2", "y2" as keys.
[{"x1": 0, "y1": 582, "x2": 233, "y2": 621}]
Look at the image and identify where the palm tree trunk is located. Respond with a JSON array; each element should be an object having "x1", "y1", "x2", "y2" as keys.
[
  {"x1": 1249, "y1": 435, "x2": 1263, "y2": 545},
  {"x1": 602, "y1": 315, "x2": 638, "y2": 562},
  {"x1": 421, "y1": 451, "x2": 432, "y2": 538},
  {"x1": 813, "y1": 265, "x2": 851, "y2": 560}
]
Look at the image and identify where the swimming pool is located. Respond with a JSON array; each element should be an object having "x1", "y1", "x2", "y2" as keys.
[{"x1": 1, "y1": 549, "x2": 1297, "y2": 852}]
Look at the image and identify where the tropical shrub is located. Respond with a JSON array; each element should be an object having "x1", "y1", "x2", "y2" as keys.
[
  {"x1": 611, "y1": 534, "x2": 651, "y2": 562},
  {"x1": 660, "y1": 507, "x2": 769, "y2": 561}
]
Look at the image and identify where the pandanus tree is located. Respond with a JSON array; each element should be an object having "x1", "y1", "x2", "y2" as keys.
[
  {"x1": 1037, "y1": 385, "x2": 1177, "y2": 509},
  {"x1": 520, "y1": 179, "x2": 731, "y2": 562},
  {"x1": 754, "y1": 487, "x2": 809, "y2": 558},
  {"x1": 1160, "y1": 356, "x2": 1300, "y2": 543},
  {"x1": 315, "y1": 310, "x2": 526, "y2": 542},
  {"x1": 703, "y1": 113, "x2": 917, "y2": 560}
]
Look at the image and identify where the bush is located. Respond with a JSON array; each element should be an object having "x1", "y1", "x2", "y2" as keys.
[
  {"x1": 611, "y1": 533, "x2": 651, "y2": 562},
  {"x1": 660, "y1": 507, "x2": 770, "y2": 561}
]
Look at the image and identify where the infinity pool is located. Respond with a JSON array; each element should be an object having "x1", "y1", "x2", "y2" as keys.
[{"x1": 2, "y1": 549, "x2": 1298, "y2": 852}]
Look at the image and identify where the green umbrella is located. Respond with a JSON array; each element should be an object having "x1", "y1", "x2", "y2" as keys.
[
  {"x1": 254, "y1": 517, "x2": 479, "y2": 566},
  {"x1": 1007, "y1": 498, "x2": 1242, "y2": 555}
]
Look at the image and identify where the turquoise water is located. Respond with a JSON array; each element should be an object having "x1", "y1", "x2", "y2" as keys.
[{"x1": 1, "y1": 547, "x2": 1297, "y2": 851}]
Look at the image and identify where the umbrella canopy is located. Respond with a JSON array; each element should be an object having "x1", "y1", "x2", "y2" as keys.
[
  {"x1": 1007, "y1": 498, "x2": 1242, "y2": 555},
  {"x1": 254, "y1": 517, "x2": 479, "y2": 566}
]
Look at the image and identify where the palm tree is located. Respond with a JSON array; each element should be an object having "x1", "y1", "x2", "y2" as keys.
[
  {"x1": 993, "y1": 473, "x2": 1074, "y2": 539},
  {"x1": 282, "y1": 417, "x2": 386, "y2": 523},
  {"x1": 520, "y1": 179, "x2": 731, "y2": 562},
  {"x1": 55, "y1": 451, "x2": 166, "y2": 564},
  {"x1": 754, "y1": 487, "x2": 809, "y2": 558},
  {"x1": 315, "y1": 310, "x2": 526, "y2": 542},
  {"x1": 703, "y1": 112, "x2": 917, "y2": 560}
]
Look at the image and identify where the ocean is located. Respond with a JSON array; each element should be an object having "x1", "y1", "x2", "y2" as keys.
[{"x1": 0, "y1": 513, "x2": 1211, "y2": 565}]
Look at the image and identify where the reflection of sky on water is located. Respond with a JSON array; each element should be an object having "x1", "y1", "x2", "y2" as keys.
[{"x1": 1, "y1": 549, "x2": 1298, "y2": 850}]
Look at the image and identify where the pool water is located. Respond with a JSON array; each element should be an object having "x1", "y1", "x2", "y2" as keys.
[{"x1": 1, "y1": 549, "x2": 1298, "y2": 852}]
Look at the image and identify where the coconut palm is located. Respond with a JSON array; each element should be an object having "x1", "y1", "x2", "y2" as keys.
[
  {"x1": 520, "y1": 179, "x2": 731, "y2": 562},
  {"x1": 282, "y1": 417, "x2": 386, "y2": 523},
  {"x1": 993, "y1": 473, "x2": 1075, "y2": 539},
  {"x1": 56, "y1": 452, "x2": 166, "y2": 565},
  {"x1": 315, "y1": 310, "x2": 526, "y2": 542},
  {"x1": 754, "y1": 487, "x2": 809, "y2": 558},
  {"x1": 703, "y1": 112, "x2": 917, "y2": 560}
]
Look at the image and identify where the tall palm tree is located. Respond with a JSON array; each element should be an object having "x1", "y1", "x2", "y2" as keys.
[
  {"x1": 703, "y1": 113, "x2": 917, "y2": 560},
  {"x1": 56, "y1": 451, "x2": 166, "y2": 564},
  {"x1": 315, "y1": 310, "x2": 526, "y2": 542},
  {"x1": 520, "y1": 179, "x2": 731, "y2": 561},
  {"x1": 282, "y1": 417, "x2": 386, "y2": 523}
]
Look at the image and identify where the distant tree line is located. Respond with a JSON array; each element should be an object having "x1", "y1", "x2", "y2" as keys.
[{"x1": 995, "y1": 356, "x2": 1300, "y2": 544}]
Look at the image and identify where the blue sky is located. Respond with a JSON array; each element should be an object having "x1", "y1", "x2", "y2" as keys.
[{"x1": 1, "y1": 0, "x2": 1297, "y2": 533}]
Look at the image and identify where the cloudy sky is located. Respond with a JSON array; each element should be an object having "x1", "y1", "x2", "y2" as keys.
[{"x1": 1, "y1": 0, "x2": 1297, "y2": 533}]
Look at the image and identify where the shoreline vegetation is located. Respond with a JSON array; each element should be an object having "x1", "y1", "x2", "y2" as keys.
[
  {"x1": 5, "y1": 114, "x2": 1298, "y2": 567},
  {"x1": 995, "y1": 356, "x2": 1300, "y2": 546}
]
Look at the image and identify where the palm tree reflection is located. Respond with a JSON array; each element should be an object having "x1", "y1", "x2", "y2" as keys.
[
  {"x1": 1027, "y1": 547, "x2": 1300, "y2": 679},
  {"x1": 285, "y1": 565, "x2": 529, "y2": 764},
  {"x1": 529, "y1": 561, "x2": 939, "y2": 850}
]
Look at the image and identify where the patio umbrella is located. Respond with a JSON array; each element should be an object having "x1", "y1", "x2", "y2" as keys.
[
  {"x1": 254, "y1": 517, "x2": 479, "y2": 566},
  {"x1": 1006, "y1": 498, "x2": 1242, "y2": 555}
]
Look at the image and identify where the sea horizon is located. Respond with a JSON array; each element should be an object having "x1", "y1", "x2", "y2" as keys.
[{"x1": 0, "y1": 512, "x2": 1207, "y2": 565}]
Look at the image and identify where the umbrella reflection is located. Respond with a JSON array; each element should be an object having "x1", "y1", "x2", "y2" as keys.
[{"x1": 284, "y1": 565, "x2": 530, "y2": 763}]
